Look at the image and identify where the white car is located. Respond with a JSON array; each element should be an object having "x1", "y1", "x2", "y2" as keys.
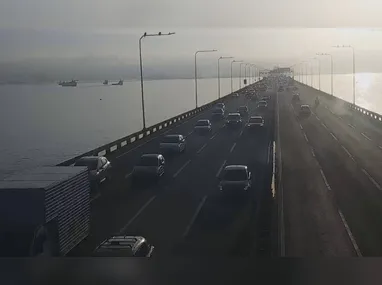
[
  {"x1": 159, "y1": 134, "x2": 186, "y2": 154},
  {"x1": 194, "y1": 119, "x2": 212, "y2": 134}
]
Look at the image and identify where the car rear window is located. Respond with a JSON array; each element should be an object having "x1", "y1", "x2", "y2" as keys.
[
  {"x1": 223, "y1": 169, "x2": 248, "y2": 181},
  {"x1": 162, "y1": 136, "x2": 179, "y2": 143},
  {"x1": 196, "y1": 120, "x2": 209, "y2": 126},
  {"x1": 227, "y1": 114, "x2": 240, "y2": 120},
  {"x1": 249, "y1": 117, "x2": 263, "y2": 124},
  {"x1": 239, "y1": 107, "x2": 248, "y2": 111},
  {"x1": 138, "y1": 156, "x2": 158, "y2": 166},
  {"x1": 259, "y1": 101, "x2": 267, "y2": 105},
  {"x1": 301, "y1": 106, "x2": 310, "y2": 111},
  {"x1": 74, "y1": 159, "x2": 98, "y2": 170}
]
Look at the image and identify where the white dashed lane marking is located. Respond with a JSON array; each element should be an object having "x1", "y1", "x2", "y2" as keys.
[
  {"x1": 361, "y1": 132, "x2": 372, "y2": 141},
  {"x1": 330, "y1": 133, "x2": 338, "y2": 141},
  {"x1": 319, "y1": 169, "x2": 332, "y2": 191}
]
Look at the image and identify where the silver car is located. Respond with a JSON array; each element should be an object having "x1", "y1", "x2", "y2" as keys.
[
  {"x1": 132, "y1": 154, "x2": 165, "y2": 182},
  {"x1": 93, "y1": 236, "x2": 154, "y2": 257},
  {"x1": 215, "y1": 103, "x2": 226, "y2": 112},
  {"x1": 218, "y1": 165, "x2": 252, "y2": 195},
  {"x1": 159, "y1": 134, "x2": 186, "y2": 154},
  {"x1": 194, "y1": 119, "x2": 212, "y2": 134},
  {"x1": 74, "y1": 156, "x2": 112, "y2": 184}
]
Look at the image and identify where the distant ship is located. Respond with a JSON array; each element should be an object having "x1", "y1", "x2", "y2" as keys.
[
  {"x1": 103, "y1": 80, "x2": 109, "y2": 85},
  {"x1": 59, "y1": 80, "x2": 77, "y2": 87},
  {"x1": 112, "y1": 80, "x2": 123, "y2": 86}
]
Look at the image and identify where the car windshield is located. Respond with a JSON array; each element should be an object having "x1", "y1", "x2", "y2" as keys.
[
  {"x1": 162, "y1": 136, "x2": 179, "y2": 143},
  {"x1": 138, "y1": 156, "x2": 158, "y2": 166},
  {"x1": 196, "y1": 120, "x2": 209, "y2": 126},
  {"x1": 74, "y1": 159, "x2": 98, "y2": 170},
  {"x1": 228, "y1": 114, "x2": 240, "y2": 120},
  {"x1": 223, "y1": 169, "x2": 248, "y2": 181},
  {"x1": 249, "y1": 117, "x2": 263, "y2": 123}
]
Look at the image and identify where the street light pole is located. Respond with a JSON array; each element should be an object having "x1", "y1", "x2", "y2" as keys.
[
  {"x1": 139, "y1": 32, "x2": 175, "y2": 130},
  {"x1": 240, "y1": 63, "x2": 246, "y2": 89},
  {"x1": 195, "y1": 49, "x2": 217, "y2": 108},
  {"x1": 312, "y1": 57, "x2": 320, "y2": 91},
  {"x1": 333, "y1": 45, "x2": 355, "y2": 104},
  {"x1": 231, "y1": 60, "x2": 243, "y2": 94},
  {"x1": 218, "y1": 56, "x2": 233, "y2": 99},
  {"x1": 317, "y1": 53, "x2": 334, "y2": 96}
]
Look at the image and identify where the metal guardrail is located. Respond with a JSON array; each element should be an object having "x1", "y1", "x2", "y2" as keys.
[{"x1": 57, "y1": 81, "x2": 264, "y2": 167}]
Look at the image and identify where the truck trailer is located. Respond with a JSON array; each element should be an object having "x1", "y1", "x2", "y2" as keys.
[{"x1": 0, "y1": 166, "x2": 91, "y2": 257}]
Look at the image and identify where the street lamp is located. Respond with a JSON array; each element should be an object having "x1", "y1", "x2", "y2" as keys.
[
  {"x1": 195, "y1": 49, "x2": 217, "y2": 108},
  {"x1": 317, "y1": 53, "x2": 333, "y2": 95},
  {"x1": 312, "y1": 57, "x2": 320, "y2": 90},
  {"x1": 139, "y1": 32, "x2": 175, "y2": 130},
  {"x1": 245, "y1": 63, "x2": 251, "y2": 85},
  {"x1": 231, "y1": 60, "x2": 243, "y2": 93},
  {"x1": 302, "y1": 61, "x2": 309, "y2": 85},
  {"x1": 332, "y1": 45, "x2": 355, "y2": 104},
  {"x1": 250, "y1": 64, "x2": 256, "y2": 83},
  {"x1": 240, "y1": 63, "x2": 246, "y2": 89},
  {"x1": 218, "y1": 56, "x2": 233, "y2": 99}
]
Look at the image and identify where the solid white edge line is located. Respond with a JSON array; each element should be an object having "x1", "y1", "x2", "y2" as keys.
[
  {"x1": 230, "y1": 142, "x2": 237, "y2": 153},
  {"x1": 183, "y1": 195, "x2": 208, "y2": 238},
  {"x1": 338, "y1": 209, "x2": 362, "y2": 257},
  {"x1": 173, "y1": 160, "x2": 191, "y2": 178},
  {"x1": 197, "y1": 143, "x2": 207, "y2": 154},
  {"x1": 216, "y1": 160, "x2": 227, "y2": 177},
  {"x1": 319, "y1": 169, "x2": 332, "y2": 191},
  {"x1": 118, "y1": 196, "x2": 156, "y2": 234},
  {"x1": 361, "y1": 169, "x2": 382, "y2": 191}
]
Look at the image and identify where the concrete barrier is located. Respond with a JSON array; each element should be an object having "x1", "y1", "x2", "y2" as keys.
[{"x1": 57, "y1": 80, "x2": 264, "y2": 166}]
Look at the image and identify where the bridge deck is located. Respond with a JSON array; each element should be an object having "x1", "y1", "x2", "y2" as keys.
[{"x1": 67, "y1": 80, "x2": 382, "y2": 257}]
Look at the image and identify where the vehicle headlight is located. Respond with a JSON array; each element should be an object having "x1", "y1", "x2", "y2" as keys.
[{"x1": 219, "y1": 185, "x2": 223, "y2": 191}]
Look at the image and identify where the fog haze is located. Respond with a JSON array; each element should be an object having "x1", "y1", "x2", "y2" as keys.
[{"x1": 2, "y1": 1, "x2": 382, "y2": 82}]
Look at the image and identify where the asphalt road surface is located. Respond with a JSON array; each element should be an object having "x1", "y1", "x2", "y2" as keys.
[
  {"x1": 68, "y1": 82, "x2": 275, "y2": 257},
  {"x1": 279, "y1": 80, "x2": 382, "y2": 256}
]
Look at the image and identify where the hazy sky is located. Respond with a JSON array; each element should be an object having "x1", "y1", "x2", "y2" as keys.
[{"x1": 2, "y1": 0, "x2": 382, "y2": 80}]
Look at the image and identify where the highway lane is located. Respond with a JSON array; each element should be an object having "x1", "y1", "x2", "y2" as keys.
[
  {"x1": 115, "y1": 93, "x2": 274, "y2": 256},
  {"x1": 278, "y1": 90, "x2": 356, "y2": 256},
  {"x1": 69, "y1": 83, "x2": 272, "y2": 256},
  {"x1": 290, "y1": 83, "x2": 382, "y2": 256},
  {"x1": 296, "y1": 83, "x2": 382, "y2": 192},
  {"x1": 171, "y1": 93, "x2": 275, "y2": 256}
]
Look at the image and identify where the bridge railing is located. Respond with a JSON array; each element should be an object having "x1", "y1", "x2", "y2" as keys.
[
  {"x1": 296, "y1": 81, "x2": 382, "y2": 126},
  {"x1": 57, "y1": 81, "x2": 263, "y2": 166}
]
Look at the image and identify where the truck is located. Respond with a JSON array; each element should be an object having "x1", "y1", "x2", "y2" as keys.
[{"x1": 0, "y1": 166, "x2": 91, "y2": 257}]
